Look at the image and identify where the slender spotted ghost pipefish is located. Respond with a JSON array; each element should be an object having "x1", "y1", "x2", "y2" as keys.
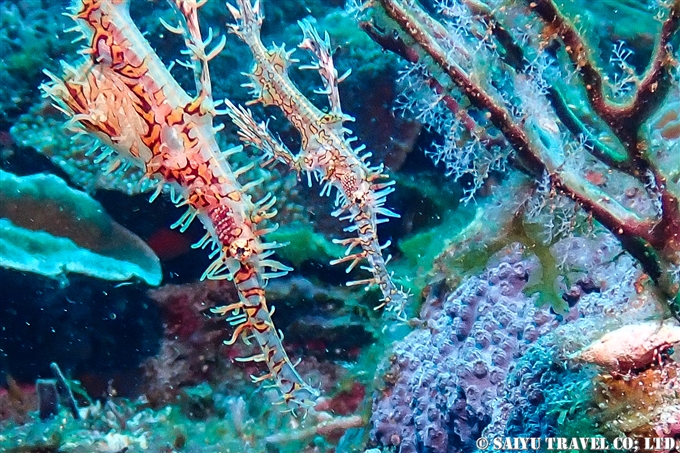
[{"x1": 225, "y1": 0, "x2": 410, "y2": 316}]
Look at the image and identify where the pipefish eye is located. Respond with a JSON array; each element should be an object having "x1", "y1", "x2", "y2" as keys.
[
  {"x1": 229, "y1": 238, "x2": 252, "y2": 260},
  {"x1": 354, "y1": 188, "x2": 369, "y2": 206}
]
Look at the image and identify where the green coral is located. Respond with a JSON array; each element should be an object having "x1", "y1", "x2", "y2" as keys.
[
  {"x1": 268, "y1": 221, "x2": 345, "y2": 267},
  {"x1": 0, "y1": 169, "x2": 161, "y2": 285}
]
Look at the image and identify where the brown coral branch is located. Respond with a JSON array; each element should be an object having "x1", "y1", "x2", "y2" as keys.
[
  {"x1": 462, "y1": 0, "x2": 525, "y2": 70},
  {"x1": 527, "y1": 0, "x2": 680, "y2": 250},
  {"x1": 360, "y1": 20, "x2": 504, "y2": 148},
  {"x1": 457, "y1": 1, "x2": 639, "y2": 175},
  {"x1": 627, "y1": 1, "x2": 680, "y2": 126},
  {"x1": 375, "y1": 0, "x2": 545, "y2": 175},
  {"x1": 528, "y1": 0, "x2": 680, "y2": 151},
  {"x1": 370, "y1": 0, "x2": 679, "y2": 283}
]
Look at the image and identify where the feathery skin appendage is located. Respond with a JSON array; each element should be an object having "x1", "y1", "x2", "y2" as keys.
[
  {"x1": 224, "y1": 99, "x2": 303, "y2": 172},
  {"x1": 210, "y1": 261, "x2": 319, "y2": 409},
  {"x1": 227, "y1": 0, "x2": 409, "y2": 316},
  {"x1": 42, "y1": 0, "x2": 317, "y2": 411}
]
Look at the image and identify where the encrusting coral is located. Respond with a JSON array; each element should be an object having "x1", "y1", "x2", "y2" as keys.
[
  {"x1": 368, "y1": 219, "x2": 680, "y2": 453},
  {"x1": 370, "y1": 245, "x2": 557, "y2": 453}
]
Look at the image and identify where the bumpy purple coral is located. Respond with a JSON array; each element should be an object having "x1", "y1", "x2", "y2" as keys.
[{"x1": 370, "y1": 245, "x2": 557, "y2": 453}]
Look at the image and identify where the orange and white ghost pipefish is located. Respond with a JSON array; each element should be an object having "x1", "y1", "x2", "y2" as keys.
[{"x1": 42, "y1": 0, "x2": 318, "y2": 411}]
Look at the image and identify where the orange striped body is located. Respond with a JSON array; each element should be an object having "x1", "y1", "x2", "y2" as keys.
[{"x1": 43, "y1": 0, "x2": 317, "y2": 410}]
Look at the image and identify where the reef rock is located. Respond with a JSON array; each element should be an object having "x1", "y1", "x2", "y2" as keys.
[{"x1": 572, "y1": 318, "x2": 680, "y2": 372}]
